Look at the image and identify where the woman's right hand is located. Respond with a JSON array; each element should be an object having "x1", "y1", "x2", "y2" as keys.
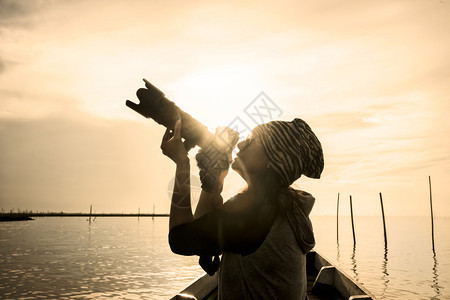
[
  {"x1": 196, "y1": 145, "x2": 230, "y2": 193},
  {"x1": 195, "y1": 127, "x2": 238, "y2": 193},
  {"x1": 160, "y1": 119, "x2": 189, "y2": 165}
]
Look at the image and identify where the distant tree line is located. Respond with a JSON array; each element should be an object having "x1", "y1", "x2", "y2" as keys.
[{"x1": 0, "y1": 208, "x2": 168, "y2": 217}]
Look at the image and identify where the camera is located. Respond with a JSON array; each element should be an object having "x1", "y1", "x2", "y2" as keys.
[{"x1": 126, "y1": 79, "x2": 237, "y2": 151}]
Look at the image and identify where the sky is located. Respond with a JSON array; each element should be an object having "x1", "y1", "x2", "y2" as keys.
[{"x1": 0, "y1": 0, "x2": 449, "y2": 216}]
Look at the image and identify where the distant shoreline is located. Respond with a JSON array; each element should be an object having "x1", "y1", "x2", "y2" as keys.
[
  {"x1": 0, "y1": 215, "x2": 34, "y2": 222},
  {"x1": 0, "y1": 213, "x2": 169, "y2": 221}
]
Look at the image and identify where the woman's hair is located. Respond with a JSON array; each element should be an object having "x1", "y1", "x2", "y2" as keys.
[{"x1": 252, "y1": 118, "x2": 324, "y2": 186}]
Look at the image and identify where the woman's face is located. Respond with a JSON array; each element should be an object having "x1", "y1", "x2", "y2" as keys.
[{"x1": 231, "y1": 133, "x2": 269, "y2": 181}]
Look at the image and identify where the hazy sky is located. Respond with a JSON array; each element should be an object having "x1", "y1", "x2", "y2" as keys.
[{"x1": 1, "y1": 0, "x2": 449, "y2": 216}]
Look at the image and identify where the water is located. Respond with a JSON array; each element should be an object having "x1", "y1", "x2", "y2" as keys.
[
  {"x1": 0, "y1": 216, "x2": 449, "y2": 299},
  {"x1": 0, "y1": 217, "x2": 204, "y2": 299},
  {"x1": 311, "y1": 215, "x2": 450, "y2": 300}
]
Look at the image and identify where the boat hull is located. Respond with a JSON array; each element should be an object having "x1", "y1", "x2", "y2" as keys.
[{"x1": 172, "y1": 251, "x2": 375, "y2": 300}]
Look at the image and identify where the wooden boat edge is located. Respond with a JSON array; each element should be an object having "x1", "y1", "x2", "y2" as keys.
[
  {"x1": 308, "y1": 251, "x2": 377, "y2": 300},
  {"x1": 171, "y1": 273, "x2": 218, "y2": 300},
  {"x1": 171, "y1": 250, "x2": 377, "y2": 300}
]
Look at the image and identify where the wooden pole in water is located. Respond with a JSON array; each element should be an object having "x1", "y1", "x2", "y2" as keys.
[
  {"x1": 337, "y1": 193, "x2": 340, "y2": 243},
  {"x1": 350, "y1": 195, "x2": 356, "y2": 245},
  {"x1": 379, "y1": 192, "x2": 387, "y2": 247},
  {"x1": 429, "y1": 176, "x2": 435, "y2": 253}
]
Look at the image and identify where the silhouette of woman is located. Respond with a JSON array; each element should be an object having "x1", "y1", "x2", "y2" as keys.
[{"x1": 161, "y1": 118, "x2": 324, "y2": 299}]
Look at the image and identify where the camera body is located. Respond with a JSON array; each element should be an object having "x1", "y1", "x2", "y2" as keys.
[{"x1": 126, "y1": 79, "x2": 236, "y2": 151}]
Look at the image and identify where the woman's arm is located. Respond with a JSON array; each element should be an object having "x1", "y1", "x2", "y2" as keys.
[
  {"x1": 192, "y1": 141, "x2": 230, "y2": 275},
  {"x1": 194, "y1": 187, "x2": 224, "y2": 219},
  {"x1": 160, "y1": 119, "x2": 194, "y2": 230},
  {"x1": 194, "y1": 191, "x2": 215, "y2": 219},
  {"x1": 194, "y1": 190, "x2": 223, "y2": 275},
  {"x1": 194, "y1": 150, "x2": 231, "y2": 219},
  {"x1": 169, "y1": 159, "x2": 194, "y2": 230},
  {"x1": 169, "y1": 202, "x2": 277, "y2": 256}
]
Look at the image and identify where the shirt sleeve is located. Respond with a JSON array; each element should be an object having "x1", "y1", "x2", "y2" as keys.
[{"x1": 168, "y1": 204, "x2": 277, "y2": 257}]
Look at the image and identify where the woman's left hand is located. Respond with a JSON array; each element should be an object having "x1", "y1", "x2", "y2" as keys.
[{"x1": 161, "y1": 119, "x2": 189, "y2": 165}]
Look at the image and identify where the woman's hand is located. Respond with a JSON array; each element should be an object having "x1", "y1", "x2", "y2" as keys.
[
  {"x1": 196, "y1": 145, "x2": 230, "y2": 193},
  {"x1": 161, "y1": 119, "x2": 189, "y2": 165},
  {"x1": 195, "y1": 127, "x2": 238, "y2": 193}
]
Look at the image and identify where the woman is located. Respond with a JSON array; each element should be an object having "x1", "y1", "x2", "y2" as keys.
[{"x1": 161, "y1": 118, "x2": 324, "y2": 299}]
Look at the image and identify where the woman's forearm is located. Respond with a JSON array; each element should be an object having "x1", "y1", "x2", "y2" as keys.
[
  {"x1": 169, "y1": 159, "x2": 194, "y2": 230},
  {"x1": 194, "y1": 191, "x2": 223, "y2": 219}
]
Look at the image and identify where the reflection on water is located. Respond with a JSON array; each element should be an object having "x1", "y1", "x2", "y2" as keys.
[
  {"x1": 88, "y1": 222, "x2": 91, "y2": 244},
  {"x1": 432, "y1": 252, "x2": 441, "y2": 299},
  {"x1": 380, "y1": 246, "x2": 389, "y2": 299},
  {"x1": 350, "y1": 244, "x2": 359, "y2": 283},
  {"x1": 336, "y1": 242, "x2": 340, "y2": 264}
]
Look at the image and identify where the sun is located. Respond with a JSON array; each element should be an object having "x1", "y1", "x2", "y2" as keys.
[{"x1": 168, "y1": 64, "x2": 267, "y2": 132}]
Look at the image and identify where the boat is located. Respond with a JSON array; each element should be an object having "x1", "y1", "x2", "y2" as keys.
[{"x1": 171, "y1": 250, "x2": 376, "y2": 300}]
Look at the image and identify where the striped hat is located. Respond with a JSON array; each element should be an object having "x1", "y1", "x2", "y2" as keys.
[{"x1": 252, "y1": 118, "x2": 324, "y2": 186}]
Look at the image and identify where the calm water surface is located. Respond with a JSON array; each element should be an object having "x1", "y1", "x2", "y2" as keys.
[
  {"x1": 312, "y1": 215, "x2": 450, "y2": 300},
  {"x1": 0, "y1": 216, "x2": 449, "y2": 299},
  {"x1": 0, "y1": 217, "x2": 203, "y2": 299}
]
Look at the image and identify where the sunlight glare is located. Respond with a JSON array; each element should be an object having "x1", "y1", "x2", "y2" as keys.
[{"x1": 169, "y1": 64, "x2": 266, "y2": 131}]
